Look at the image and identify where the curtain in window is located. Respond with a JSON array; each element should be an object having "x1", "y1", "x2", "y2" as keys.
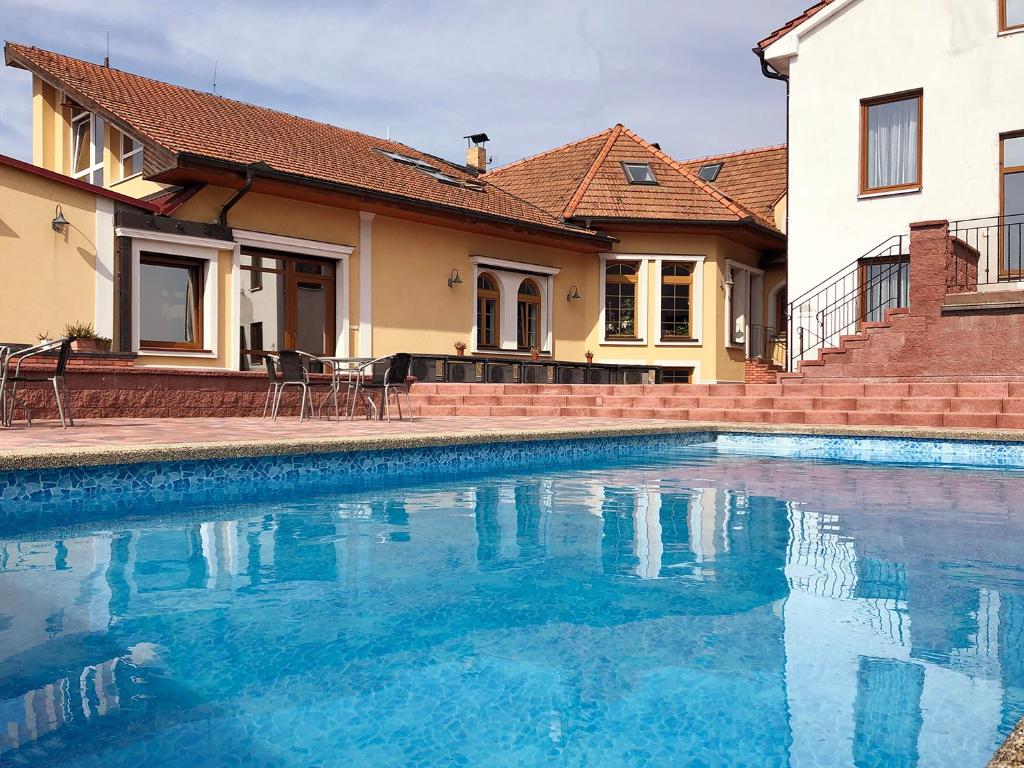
[
  {"x1": 865, "y1": 262, "x2": 909, "y2": 322},
  {"x1": 867, "y1": 98, "x2": 919, "y2": 189}
]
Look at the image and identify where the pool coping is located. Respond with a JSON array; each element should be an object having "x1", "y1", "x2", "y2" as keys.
[
  {"x1": 991, "y1": 717, "x2": 1024, "y2": 767},
  {"x1": 2, "y1": 420, "x2": 1024, "y2": 471}
]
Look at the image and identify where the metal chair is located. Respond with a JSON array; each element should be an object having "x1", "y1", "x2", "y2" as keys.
[
  {"x1": 271, "y1": 350, "x2": 335, "y2": 422},
  {"x1": 354, "y1": 353, "x2": 414, "y2": 422},
  {"x1": 261, "y1": 354, "x2": 282, "y2": 418},
  {"x1": 2, "y1": 338, "x2": 75, "y2": 428}
]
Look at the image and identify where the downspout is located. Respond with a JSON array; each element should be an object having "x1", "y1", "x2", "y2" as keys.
[
  {"x1": 217, "y1": 162, "x2": 259, "y2": 227},
  {"x1": 754, "y1": 46, "x2": 790, "y2": 235}
]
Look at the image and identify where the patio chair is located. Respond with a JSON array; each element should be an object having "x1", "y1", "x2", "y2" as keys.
[
  {"x1": 354, "y1": 353, "x2": 414, "y2": 422},
  {"x1": 271, "y1": 350, "x2": 335, "y2": 422},
  {"x1": 1, "y1": 337, "x2": 75, "y2": 428},
  {"x1": 261, "y1": 354, "x2": 282, "y2": 418}
]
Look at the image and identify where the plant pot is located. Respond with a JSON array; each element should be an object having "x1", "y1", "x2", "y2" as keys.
[
  {"x1": 72, "y1": 338, "x2": 110, "y2": 353},
  {"x1": 530, "y1": 351, "x2": 540, "y2": 361},
  {"x1": 585, "y1": 355, "x2": 594, "y2": 364},
  {"x1": 455, "y1": 348, "x2": 466, "y2": 357}
]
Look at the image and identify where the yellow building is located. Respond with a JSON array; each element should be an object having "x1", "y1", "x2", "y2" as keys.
[{"x1": 2, "y1": 43, "x2": 786, "y2": 384}]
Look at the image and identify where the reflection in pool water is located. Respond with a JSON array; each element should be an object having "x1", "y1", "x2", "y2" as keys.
[{"x1": 1, "y1": 446, "x2": 1023, "y2": 767}]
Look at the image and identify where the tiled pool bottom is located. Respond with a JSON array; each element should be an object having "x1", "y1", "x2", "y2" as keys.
[{"x1": 3, "y1": 446, "x2": 1024, "y2": 766}]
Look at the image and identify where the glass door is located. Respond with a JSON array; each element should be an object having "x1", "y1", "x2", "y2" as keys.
[{"x1": 1002, "y1": 133, "x2": 1024, "y2": 279}]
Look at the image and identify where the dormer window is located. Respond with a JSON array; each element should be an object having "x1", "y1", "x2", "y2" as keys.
[
  {"x1": 71, "y1": 106, "x2": 104, "y2": 186},
  {"x1": 622, "y1": 162, "x2": 657, "y2": 185},
  {"x1": 120, "y1": 132, "x2": 144, "y2": 179},
  {"x1": 698, "y1": 162, "x2": 723, "y2": 182}
]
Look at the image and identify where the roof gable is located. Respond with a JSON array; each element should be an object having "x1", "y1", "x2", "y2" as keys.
[
  {"x1": 757, "y1": 0, "x2": 843, "y2": 50},
  {"x1": 5, "y1": 43, "x2": 604, "y2": 242},
  {"x1": 486, "y1": 124, "x2": 766, "y2": 227}
]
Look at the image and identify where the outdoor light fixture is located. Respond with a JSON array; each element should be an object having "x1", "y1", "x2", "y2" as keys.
[
  {"x1": 723, "y1": 272, "x2": 735, "y2": 290},
  {"x1": 566, "y1": 285, "x2": 582, "y2": 302},
  {"x1": 447, "y1": 268, "x2": 463, "y2": 288},
  {"x1": 51, "y1": 204, "x2": 69, "y2": 233}
]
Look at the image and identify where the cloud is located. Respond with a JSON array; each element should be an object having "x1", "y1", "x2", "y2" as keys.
[{"x1": 0, "y1": 0, "x2": 808, "y2": 165}]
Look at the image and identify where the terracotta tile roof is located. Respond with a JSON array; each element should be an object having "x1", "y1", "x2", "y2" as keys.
[
  {"x1": 682, "y1": 145, "x2": 787, "y2": 229},
  {"x1": 5, "y1": 44, "x2": 604, "y2": 242},
  {"x1": 486, "y1": 124, "x2": 773, "y2": 230},
  {"x1": 757, "y1": 1, "x2": 838, "y2": 50}
]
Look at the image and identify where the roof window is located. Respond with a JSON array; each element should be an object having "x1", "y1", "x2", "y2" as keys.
[
  {"x1": 374, "y1": 148, "x2": 439, "y2": 172},
  {"x1": 622, "y1": 162, "x2": 657, "y2": 185},
  {"x1": 698, "y1": 162, "x2": 723, "y2": 182}
]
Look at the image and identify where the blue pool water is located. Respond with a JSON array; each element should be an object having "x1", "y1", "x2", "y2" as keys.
[{"x1": 2, "y1": 444, "x2": 1024, "y2": 767}]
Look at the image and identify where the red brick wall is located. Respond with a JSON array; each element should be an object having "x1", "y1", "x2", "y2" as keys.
[
  {"x1": 745, "y1": 358, "x2": 782, "y2": 384},
  {"x1": 799, "y1": 220, "x2": 1024, "y2": 382}
]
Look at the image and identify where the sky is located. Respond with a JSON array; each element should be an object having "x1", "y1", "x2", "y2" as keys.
[{"x1": 0, "y1": 0, "x2": 808, "y2": 168}]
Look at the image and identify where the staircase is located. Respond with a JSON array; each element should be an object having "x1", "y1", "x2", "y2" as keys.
[{"x1": 411, "y1": 379, "x2": 1024, "y2": 429}]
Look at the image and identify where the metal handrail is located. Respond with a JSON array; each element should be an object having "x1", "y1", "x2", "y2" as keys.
[
  {"x1": 787, "y1": 235, "x2": 909, "y2": 370},
  {"x1": 949, "y1": 214, "x2": 1024, "y2": 289}
]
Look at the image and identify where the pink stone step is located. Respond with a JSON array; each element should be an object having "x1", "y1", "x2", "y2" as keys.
[
  {"x1": 863, "y1": 384, "x2": 912, "y2": 397},
  {"x1": 773, "y1": 397, "x2": 816, "y2": 411},
  {"x1": 908, "y1": 383, "x2": 958, "y2": 397},
  {"x1": 958, "y1": 382, "x2": 1010, "y2": 397},
  {"x1": 413, "y1": 405, "x2": 457, "y2": 417},
  {"x1": 949, "y1": 398, "x2": 1004, "y2": 414},
  {"x1": 1002, "y1": 399, "x2": 1024, "y2": 414},
  {"x1": 699, "y1": 397, "x2": 738, "y2": 409},
  {"x1": 687, "y1": 408, "x2": 727, "y2": 421},
  {"x1": 892, "y1": 412, "x2": 945, "y2": 428},
  {"x1": 803, "y1": 411, "x2": 850, "y2": 425},
  {"x1": 855, "y1": 397, "x2": 902, "y2": 411},
  {"x1": 489, "y1": 406, "x2": 563, "y2": 417},
  {"x1": 943, "y1": 412, "x2": 999, "y2": 429},
  {"x1": 813, "y1": 397, "x2": 859, "y2": 410},
  {"x1": 847, "y1": 411, "x2": 897, "y2": 426},
  {"x1": 723, "y1": 409, "x2": 771, "y2": 423},
  {"x1": 997, "y1": 414, "x2": 1024, "y2": 429},
  {"x1": 769, "y1": 410, "x2": 806, "y2": 424}
]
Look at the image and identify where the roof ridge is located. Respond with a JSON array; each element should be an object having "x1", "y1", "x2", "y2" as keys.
[
  {"x1": 484, "y1": 127, "x2": 615, "y2": 177},
  {"x1": 617, "y1": 127, "x2": 760, "y2": 222},
  {"x1": 561, "y1": 124, "x2": 623, "y2": 220},
  {"x1": 682, "y1": 144, "x2": 787, "y2": 165},
  {"x1": 6, "y1": 43, "x2": 462, "y2": 174}
]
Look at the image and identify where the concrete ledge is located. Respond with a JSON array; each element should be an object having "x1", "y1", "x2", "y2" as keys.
[
  {"x1": 3, "y1": 420, "x2": 1024, "y2": 472},
  {"x1": 943, "y1": 288, "x2": 1024, "y2": 312}
]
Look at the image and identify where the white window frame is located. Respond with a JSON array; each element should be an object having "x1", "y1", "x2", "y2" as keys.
[
  {"x1": 114, "y1": 227, "x2": 235, "y2": 359},
  {"x1": 71, "y1": 109, "x2": 104, "y2": 186},
  {"x1": 653, "y1": 255, "x2": 705, "y2": 347},
  {"x1": 599, "y1": 253, "x2": 649, "y2": 346},
  {"x1": 469, "y1": 255, "x2": 559, "y2": 355},
  {"x1": 724, "y1": 260, "x2": 765, "y2": 351},
  {"x1": 117, "y1": 131, "x2": 144, "y2": 182}
]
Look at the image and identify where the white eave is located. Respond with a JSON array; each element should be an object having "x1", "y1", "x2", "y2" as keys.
[{"x1": 761, "y1": 0, "x2": 862, "y2": 75}]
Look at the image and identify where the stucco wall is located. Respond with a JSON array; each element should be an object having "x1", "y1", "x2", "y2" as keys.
[
  {"x1": 0, "y1": 164, "x2": 99, "y2": 343},
  {"x1": 771, "y1": 0, "x2": 1024, "y2": 299}
]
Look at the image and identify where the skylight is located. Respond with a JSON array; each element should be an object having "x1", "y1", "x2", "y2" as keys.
[
  {"x1": 698, "y1": 162, "x2": 723, "y2": 182},
  {"x1": 375, "y1": 147, "x2": 483, "y2": 191},
  {"x1": 623, "y1": 162, "x2": 657, "y2": 185},
  {"x1": 374, "y1": 148, "x2": 439, "y2": 172}
]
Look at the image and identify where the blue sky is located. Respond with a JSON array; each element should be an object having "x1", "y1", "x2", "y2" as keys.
[{"x1": 0, "y1": 0, "x2": 808, "y2": 167}]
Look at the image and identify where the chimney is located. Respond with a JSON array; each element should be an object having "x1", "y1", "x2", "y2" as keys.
[{"x1": 463, "y1": 132, "x2": 490, "y2": 172}]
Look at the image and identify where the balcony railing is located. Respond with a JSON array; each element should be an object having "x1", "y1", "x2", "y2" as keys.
[
  {"x1": 787, "y1": 235, "x2": 910, "y2": 370},
  {"x1": 949, "y1": 215, "x2": 1024, "y2": 291}
]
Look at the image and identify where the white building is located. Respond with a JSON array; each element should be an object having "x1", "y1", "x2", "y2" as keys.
[{"x1": 759, "y1": 0, "x2": 1024, "y2": 304}]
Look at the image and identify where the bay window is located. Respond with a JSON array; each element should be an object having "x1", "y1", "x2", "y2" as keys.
[{"x1": 861, "y1": 91, "x2": 922, "y2": 194}]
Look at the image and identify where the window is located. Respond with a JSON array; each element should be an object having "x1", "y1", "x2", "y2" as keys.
[
  {"x1": 239, "y1": 249, "x2": 336, "y2": 363},
  {"x1": 622, "y1": 162, "x2": 657, "y2": 185},
  {"x1": 604, "y1": 262, "x2": 639, "y2": 339},
  {"x1": 660, "y1": 263, "x2": 693, "y2": 340},
  {"x1": 860, "y1": 257, "x2": 909, "y2": 322},
  {"x1": 861, "y1": 91, "x2": 922, "y2": 193},
  {"x1": 661, "y1": 368, "x2": 693, "y2": 384},
  {"x1": 120, "y1": 132, "x2": 143, "y2": 179},
  {"x1": 1001, "y1": 133, "x2": 1024, "y2": 277},
  {"x1": 517, "y1": 279, "x2": 541, "y2": 350},
  {"x1": 476, "y1": 273, "x2": 500, "y2": 349},
  {"x1": 698, "y1": 163, "x2": 723, "y2": 182},
  {"x1": 139, "y1": 253, "x2": 203, "y2": 350},
  {"x1": 71, "y1": 107, "x2": 104, "y2": 186},
  {"x1": 248, "y1": 321, "x2": 264, "y2": 366},
  {"x1": 1002, "y1": 0, "x2": 1024, "y2": 31}
]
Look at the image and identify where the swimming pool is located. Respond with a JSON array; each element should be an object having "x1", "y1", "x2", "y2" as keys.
[{"x1": 1, "y1": 441, "x2": 1023, "y2": 766}]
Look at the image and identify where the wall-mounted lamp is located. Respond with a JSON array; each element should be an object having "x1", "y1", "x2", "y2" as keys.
[
  {"x1": 566, "y1": 285, "x2": 582, "y2": 302},
  {"x1": 51, "y1": 204, "x2": 69, "y2": 233},
  {"x1": 447, "y1": 268, "x2": 463, "y2": 288},
  {"x1": 723, "y1": 271, "x2": 735, "y2": 290}
]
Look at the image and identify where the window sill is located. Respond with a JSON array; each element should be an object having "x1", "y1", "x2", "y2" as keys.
[
  {"x1": 110, "y1": 172, "x2": 143, "y2": 187},
  {"x1": 998, "y1": 26, "x2": 1024, "y2": 38},
  {"x1": 599, "y1": 339, "x2": 647, "y2": 347},
  {"x1": 655, "y1": 339, "x2": 702, "y2": 347},
  {"x1": 858, "y1": 186, "x2": 921, "y2": 200},
  {"x1": 139, "y1": 348, "x2": 217, "y2": 358}
]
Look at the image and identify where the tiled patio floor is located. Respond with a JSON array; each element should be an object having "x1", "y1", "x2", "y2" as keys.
[{"x1": 0, "y1": 416, "x2": 658, "y2": 452}]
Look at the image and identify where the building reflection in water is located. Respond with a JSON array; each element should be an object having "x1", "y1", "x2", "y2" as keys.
[{"x1": 0, "y1": 462, "x2": 1023, "y2": 765}]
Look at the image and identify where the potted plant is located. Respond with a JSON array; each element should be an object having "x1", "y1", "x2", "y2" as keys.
[
  {"x1": 64, "y1": 322, "x2": 112, "y2": 353},
  {"x1": 529, "y1": 346, "x2": 541, "y2": 361},
  {"x1": 454, "y1": 340, "x2": 467, "y2": 357},
  {"x1": 585, "y1": 350, "x2": 594, "y2": 364}
]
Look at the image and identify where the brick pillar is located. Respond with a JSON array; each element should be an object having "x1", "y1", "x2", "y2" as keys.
[{"x1": 908, "y1": 220, "x2": 953, "y2": 315}]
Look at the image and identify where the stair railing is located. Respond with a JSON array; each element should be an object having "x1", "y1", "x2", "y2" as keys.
[{"x1": 787, "y1": 235, "x2": 910, "y2": 371}]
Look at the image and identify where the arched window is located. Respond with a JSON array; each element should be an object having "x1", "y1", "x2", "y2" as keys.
[
  {"x1": 604, "y1": 262, "x2": 638, "y2": 339},
  {"x1": 477, "y1": 273, "x2": 500, "y2": 349},
  {"x1": 517, "y1": 279, "x2": 541, "y2": 350},
  {"x1": 660, "y1": 263, "x2": 693, "y2": 340}
]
